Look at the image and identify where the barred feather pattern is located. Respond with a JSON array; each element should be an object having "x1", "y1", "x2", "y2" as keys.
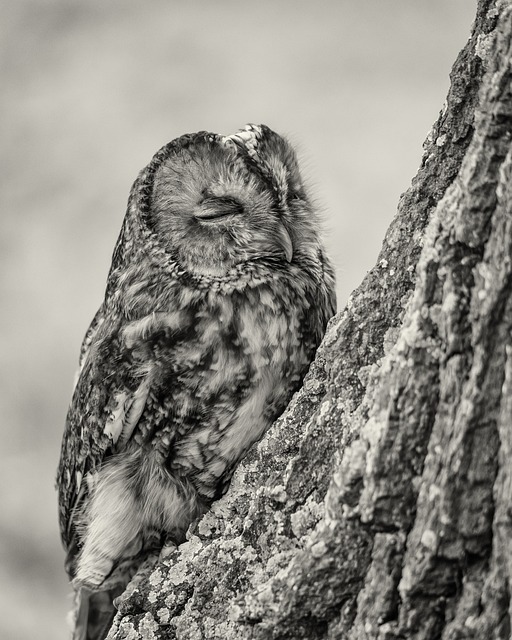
[{"x1": 56, "y1": 125, "x2": 336, "y2": 638}]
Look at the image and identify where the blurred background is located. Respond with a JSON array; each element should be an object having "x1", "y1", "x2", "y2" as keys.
[{"x1": 1, "y1": 1, "x2": 475, "y2": 638}]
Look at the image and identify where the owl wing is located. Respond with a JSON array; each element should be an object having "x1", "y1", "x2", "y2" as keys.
[
  {"x1": 318, "y1": 248, "x2": 337, "y2": 321},
  {"x1": 57, "y1": 309, "x2": 182, "y2": 553}
]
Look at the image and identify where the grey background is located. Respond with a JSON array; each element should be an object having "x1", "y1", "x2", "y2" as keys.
[{"x1": 1, "y1": 1, "x2": 475, "y2": 638}]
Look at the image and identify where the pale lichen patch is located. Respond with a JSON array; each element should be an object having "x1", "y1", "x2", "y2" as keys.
[
  {"x1": 310, "y1": 540, "x2": 328, "y2": 558},
  {"x1": 436, "y1": 134, "x2": 447, "y2": 147},
  {"x1": 420, "y1": 529, "x2": 438, "y2": 552},
  {"x1": 475, "y1": 31, "x2": 496, "y2": 62},
  {"x1": 269, "y1": 484, "x2": 287, "y2": 503},
  {"x1": 156, "y1": 607, "x2": 169, "y2": 624},
  {"x1": 290, "y1": 496, "x2": 324, "y2": 539},
  {"x1": 138, "y1": 613, "x2": 159, "y2": 636},
  {"x1": 148, "y1": 568, "x2": 163, "y2": 587}
]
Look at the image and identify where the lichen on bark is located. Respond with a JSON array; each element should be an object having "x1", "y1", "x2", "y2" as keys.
[{"x1": 107, "y1": 1, "x2": 512, "y2": 638}]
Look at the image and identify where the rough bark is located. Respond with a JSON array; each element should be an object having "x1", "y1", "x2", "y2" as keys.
[{"x1": 107, "y1": 1, "x2": 512, "y2": 637}]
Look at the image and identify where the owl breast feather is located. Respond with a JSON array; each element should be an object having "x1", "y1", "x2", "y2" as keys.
[{"x1": 120, "y1": 276, "x2": 316, "y2": 501}]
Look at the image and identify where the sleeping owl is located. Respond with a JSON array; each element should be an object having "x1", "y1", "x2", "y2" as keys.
[{"x1": 57, "y1": 124, "x2": 336, "y2": 639}]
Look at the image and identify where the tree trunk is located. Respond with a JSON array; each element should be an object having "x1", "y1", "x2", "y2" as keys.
[{"x1": 107, "y1": 1, "x2": 512, "y2": 637}]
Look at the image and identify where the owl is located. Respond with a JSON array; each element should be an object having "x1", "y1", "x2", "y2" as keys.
[{"x1": 57, "y1": 124, "x2": 336, "y2": 639}]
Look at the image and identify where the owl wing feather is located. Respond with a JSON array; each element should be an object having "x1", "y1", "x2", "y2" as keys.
[{"x1": 57, "y1": 308, "x2": 182, "y2": 555}]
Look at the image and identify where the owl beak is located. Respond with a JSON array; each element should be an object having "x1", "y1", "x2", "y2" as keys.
[{"x1": 278, "y1": 224, "x2": 293, "y2": 263}]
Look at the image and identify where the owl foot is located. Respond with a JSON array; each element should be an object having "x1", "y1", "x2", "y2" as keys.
[
  {"x1": 159, "y1": 538, "x2": 178, "y2": 561},
  {"x1": 113, "y1": 551, "x2": 160, "y2": 613}
]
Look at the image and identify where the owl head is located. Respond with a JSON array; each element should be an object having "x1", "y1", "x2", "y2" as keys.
[{"x1": 142, "y1": 124, "x2": 320, "y2": 277}]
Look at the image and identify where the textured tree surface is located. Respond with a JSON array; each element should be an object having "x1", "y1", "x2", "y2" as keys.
[{"x1": 107, "y1": 1, "x2": 512, "y2": 637}]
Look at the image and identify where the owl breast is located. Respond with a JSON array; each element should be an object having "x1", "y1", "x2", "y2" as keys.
[{"x1": 125, "y1": 277, "x2": 313, "y2": 501}]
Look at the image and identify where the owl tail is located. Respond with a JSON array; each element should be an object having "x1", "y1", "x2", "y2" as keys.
[{"x1": 71, "y1": 588, "x2": 120, "y2": 640}]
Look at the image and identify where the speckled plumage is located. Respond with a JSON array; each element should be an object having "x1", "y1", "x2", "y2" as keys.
[{"x1": 57, "y1": 124, "x2": 336, "y2": 638}]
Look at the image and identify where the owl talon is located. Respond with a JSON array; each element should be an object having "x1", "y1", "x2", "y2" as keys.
[
  {"x1": 185, "y1": 517, "x2": 202, "y2": 540},
  {"x1": 113, "y1": 552, "x2": 160, "y2": 612},
  {"x1": 159, "y1": 539, "x2": 178, "y2": 562}
]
